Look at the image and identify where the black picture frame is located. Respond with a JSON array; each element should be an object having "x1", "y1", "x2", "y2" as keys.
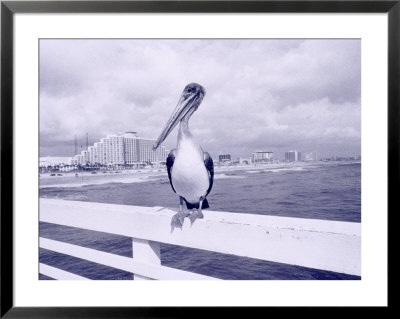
[{"x1": 1, "y1": 0, "x2": 396, "y2": 317}]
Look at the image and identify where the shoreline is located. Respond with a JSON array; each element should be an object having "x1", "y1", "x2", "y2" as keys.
[{"x1": 39, "y1": 160, "x2": 360, "y2": 188}]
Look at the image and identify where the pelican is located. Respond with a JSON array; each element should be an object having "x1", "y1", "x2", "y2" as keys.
[{"x1": 153, "y1": 83, "x2": 214, "y2": 229}]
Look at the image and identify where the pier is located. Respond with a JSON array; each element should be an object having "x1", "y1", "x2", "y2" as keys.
[{"x1": 39, "y1": 199, "x2": 361, "y2": 280}]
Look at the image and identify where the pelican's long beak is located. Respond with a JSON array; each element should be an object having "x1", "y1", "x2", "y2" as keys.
[{"x1": 153, "y1": 85, "x2": 205, "y2": 150}]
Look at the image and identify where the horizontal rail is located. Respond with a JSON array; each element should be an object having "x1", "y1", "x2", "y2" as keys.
[
  {"x1": 39, "y1": 263, "x2": 88, "y2": 280},
  {"x1": 40, "y1": 199, "x2": 361, "y2": 276},
  {"x1": 40, "y1": 237, "x2": 217, "y2": 280}
]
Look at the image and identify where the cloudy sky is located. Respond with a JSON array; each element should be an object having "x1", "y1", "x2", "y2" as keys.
[{"x1": 40, "y1": 39, "x2": 360, "y2": 160}]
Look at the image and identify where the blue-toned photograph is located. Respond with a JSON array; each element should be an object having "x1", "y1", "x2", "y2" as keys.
[{"x1": 39, "y1": 39, "x2": 361, "y2": 280}]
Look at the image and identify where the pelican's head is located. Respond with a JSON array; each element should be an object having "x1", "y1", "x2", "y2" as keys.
[{"x1": 153, "y1": 83, "x2": 206, "y2": 150}]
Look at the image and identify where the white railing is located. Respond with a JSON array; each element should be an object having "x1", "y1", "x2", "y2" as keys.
[{"x1": 39, "y1": 198, "x2": 361, "y2": 280}]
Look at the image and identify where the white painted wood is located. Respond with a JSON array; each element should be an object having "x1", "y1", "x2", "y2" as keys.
[
  {"x1": 133, "y1": 274, "x2": 152, "y2": 280},
  {"x1": 39, "y1": 263, "x2": 89, "y2": 280},
  {"x1": 39, "y1": 237, "x2": 217, "y2": 280},
  {"x1": 40, "y1": 198, "x2": 361, "y2": 276},
  {"x1": 132, "y1": 238, "x2": 161, "y2": 280}
]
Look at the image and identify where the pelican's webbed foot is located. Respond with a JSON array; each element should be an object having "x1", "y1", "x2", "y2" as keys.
[
  {"x1": 189, "y1": 209, "x2": 204, "y2": 226},
  {"x1": 171, "y1": 197, "x2": 189, "y2": 232},
  {"x1": 171, "y1": 211, "x2": 189, "y2": 231}
]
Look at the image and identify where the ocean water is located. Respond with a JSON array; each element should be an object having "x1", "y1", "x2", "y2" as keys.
[{"x1": 39, "y1": 161, "x2": 361, "y2": 280}]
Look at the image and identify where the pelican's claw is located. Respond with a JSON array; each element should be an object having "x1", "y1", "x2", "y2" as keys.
[{"x1": 189, "y1": 210, "x2": 204, "y2": 226}]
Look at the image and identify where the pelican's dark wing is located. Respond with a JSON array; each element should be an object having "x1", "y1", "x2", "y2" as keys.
[
  {"x1": 166, "y1": 149, "x2": 177, "y2": 193},
  {"x1": 203, "y1": 152, "x2": 214, "y2": 197}
]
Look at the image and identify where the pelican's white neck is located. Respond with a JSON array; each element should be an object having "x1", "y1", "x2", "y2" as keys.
[
  {"x1": 178, "y1": 120, "x2": 192, "y2": 143},
  {"x1": 176, "y1": 120, "x2": 203, "y2": 162}
]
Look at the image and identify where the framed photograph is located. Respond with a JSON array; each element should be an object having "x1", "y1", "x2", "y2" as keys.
[{"x1": 1, "y1": 0, "x2": 396, "y2": 316}]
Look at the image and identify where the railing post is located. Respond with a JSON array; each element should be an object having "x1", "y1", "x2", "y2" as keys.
[{"x1": 132, "y1": 238, "x2": 161, "y2": 280}]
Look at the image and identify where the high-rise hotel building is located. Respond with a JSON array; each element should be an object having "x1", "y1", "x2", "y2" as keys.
[
  {"x1": 71, "y1": 132, "x2": 169, "y2": 165},
  {"x1": 285, "y1": 150, "x2": 302, "y2": 162},
  {"x1": 251, "y1": 150, "x2": 274, "y2": 163}
]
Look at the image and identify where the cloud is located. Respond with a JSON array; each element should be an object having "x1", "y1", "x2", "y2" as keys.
[{"x1": 40, "y1": 39, "x2": 361, "y2": 158}]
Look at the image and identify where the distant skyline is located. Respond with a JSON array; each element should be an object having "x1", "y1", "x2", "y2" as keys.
[{"x1": 40, "y1": 39, "x2": 361, "y2": 160}]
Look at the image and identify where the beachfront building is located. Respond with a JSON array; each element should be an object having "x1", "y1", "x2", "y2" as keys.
[
  {"x1": 285, "y1": 150, "x2": 302, "y2": 162},
  {"x1": 304, "y1": 152, "x2": 317, "y2": 161},
  {"x1": 39, "y1": 157, "x2": 73, "y2": 173},
  {"x1": 71, "y1": 132, "x2": 169, "y2": 166},
  {"x1": 218, "y1": 154, "x2": 231, "y2": 163},
  {"x1": 251, "y1": 150, "x2": 274, "y2": 163},
  {"x1": 103, "y1": 134, "x2": 125, "y2": 165},
  {"x1": 39, "y1": 157, "x2": 72, "y2": 167},
  {"x1": 71, "y1": 152, "x2": 87, "y2": 165},
  {"x1": 238, "y1": 157, "x2": 251, "y2": 165},
  {"x1": 138, "y1": 138, "x2": 162, "y2": 163}
]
